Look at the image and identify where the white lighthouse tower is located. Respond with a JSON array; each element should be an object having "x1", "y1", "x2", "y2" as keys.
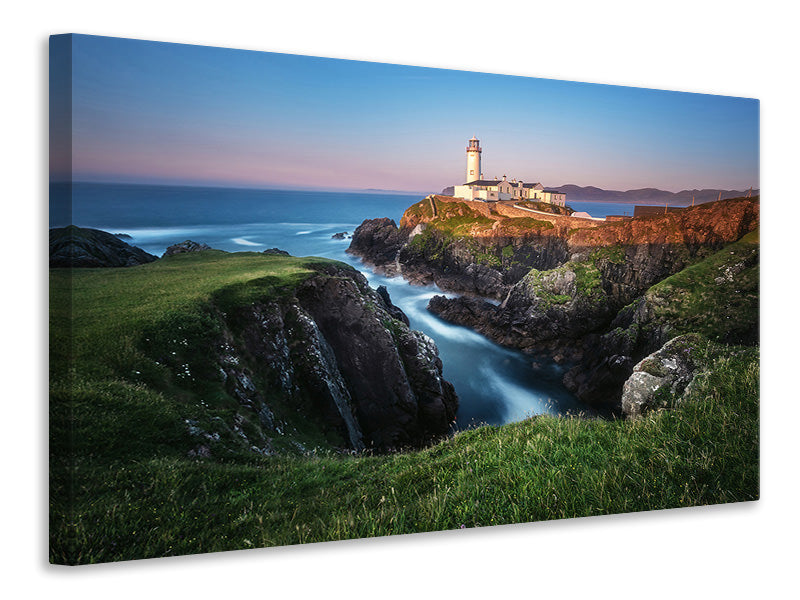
[{"x1": 466, "y1": 136, "x2": 482, "y2": 183}]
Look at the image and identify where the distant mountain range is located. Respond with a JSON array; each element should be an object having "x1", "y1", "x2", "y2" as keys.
[
  {"x1": 439, "y1": 184, "x2": 758, "y2": 205},
  {"x1": 550, "y1": 185, "x2": 758, "y2": 205}
]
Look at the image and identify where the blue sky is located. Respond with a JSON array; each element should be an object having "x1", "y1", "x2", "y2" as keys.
[{"x1": 51, "y1": 34, "x2": 759, "y2": 193}]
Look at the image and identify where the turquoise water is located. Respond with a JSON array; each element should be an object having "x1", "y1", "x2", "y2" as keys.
[{"x1": 54, "y1": 182, "x2": 588, "y2": 428}]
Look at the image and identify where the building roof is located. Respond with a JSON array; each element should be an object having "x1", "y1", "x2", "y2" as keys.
[
  {"x1": 542, "y1": 189, "x2": 563, "y2": 194},
  {"x1": 464, "y1": 179, "x2": 504, "y2": 186},
  {"x1": 521, "y1": 182, "x2": 542, "y2": 188}
]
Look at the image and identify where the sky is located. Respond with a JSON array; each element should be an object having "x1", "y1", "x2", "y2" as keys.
[{"x1": 50, "y1": 34, "x2": 760, "y2": 193}]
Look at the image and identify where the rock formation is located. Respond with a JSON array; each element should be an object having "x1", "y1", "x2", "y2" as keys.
[
  {"x1": 620, "y1": 334, "x2": 707, "y2": 417},
  {"x1": 348, "y1": 195, "x2": 759, "y2": 414},
  {"x1": 163, "y1": 240, "x2": 213, "y2": 257},
  {"x1": 49, "y1": 225, "x2": 158, "y2": 268},
  {"x1": 144, "y1": 262, "x2": 457, "y2": 453}
]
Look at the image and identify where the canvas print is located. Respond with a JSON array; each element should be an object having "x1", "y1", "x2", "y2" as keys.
[{"x1": 49, "y1": 34, "x2": 759, "y2": 565}]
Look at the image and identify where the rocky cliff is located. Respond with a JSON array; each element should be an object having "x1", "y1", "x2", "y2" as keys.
[
  {"x1": 348, "y1": 195, "x2": 759, "y2": 413},
  {"x1": 563, "y1": 229, "x2": 759, "y2": 408},
  {"x1": 143, "y1": 261, "x2": 458, "y2": 454}
]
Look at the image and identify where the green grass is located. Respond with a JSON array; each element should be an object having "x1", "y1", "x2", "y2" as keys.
[
  {"x1": 646, "y1": 229, "x2": 759, "y2": 342},
  {"x1": 403, "y1": 198, "x2": 434, "y2": 219},
  {"x1": 520, "y1": 260, "x2": 606, "y2": 309},
  {"x1": 52, "y1": 345, "x2": 758, "y2": 563},
  {"x1": 590, "y1": 243, "x2": 626, "y2": 265},
  {"x1": 50, "y1": 251, "x2": 339, "y2": 381},
  {"x1": 50, "y1": 246, "x2": 760, "y2": 564}
]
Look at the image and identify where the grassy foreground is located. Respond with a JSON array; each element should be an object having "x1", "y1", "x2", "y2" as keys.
[{"x1": 50, "y1": 251, "x2": 759, "y2": 564}]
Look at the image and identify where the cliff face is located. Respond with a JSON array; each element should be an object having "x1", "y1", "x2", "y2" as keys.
[
  {"x1": 348, "y1": 196, "x2": 759, "y2": 412},
  {"x1": 351, "y1": 196, "x2": 757, "y2": 302},
  {"x1": 563, "y1": 230, "x2": 759, "y2": 408},
  {"x1": 146, "y1": 262, "x2": 458, "y2": 454}
]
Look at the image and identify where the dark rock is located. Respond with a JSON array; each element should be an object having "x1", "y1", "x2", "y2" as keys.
[
  {"x1": 347, "y1": 218, "x2": 409, "y2": 276},
  {"x1": 158, "y1": 262, "x2": 458, "y2": 454},
  {"x1": 331, "y1": 232, "x2": 349, "y2": 240},
  {"x1": 163, "y1": 240, "x2": 212, "y2": 257},
  {"x1": 49, "y1": 225, "x2": 158, "y2": 268},
  {"x1": 428, "y1": 295, "x2": 498, "y2": 334},
  {"x1": 397, "y1": 228, "x2": 569, "y2": 300},
  {"x1": 376, "y1": 285, "x2": 410, "y2": 326},
  {"x1": 262, "y1": 248, "x2": 290, "y2": 256},
  {"x1": 294, "y1": 265, "x2": 457, "y2": 450}
]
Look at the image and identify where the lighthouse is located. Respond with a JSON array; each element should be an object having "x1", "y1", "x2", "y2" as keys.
[{"x1": 466, "y1": 136, "x2": 481, "y2": 183}]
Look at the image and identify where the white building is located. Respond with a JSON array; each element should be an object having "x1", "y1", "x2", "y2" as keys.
[{"x1": 452, "y1": 137, "x2": 566, "y2": 206}]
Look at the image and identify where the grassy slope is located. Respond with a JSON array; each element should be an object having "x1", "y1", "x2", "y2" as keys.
[
  {"x1": 50, "y1": 248, "x2": 759, "y2": 564},
  {"x1": 50, "y1": 251, "x2": 345, "y2": 562},
  {"x1": 50, "y1": 251, "x2": 340, "y2": 380},
  {"x1": 57, "y1": 347, "x2": 758, "y2": 563},
  {"x1": 645, "y1": 229, "x2": 759, "y2": 342}
]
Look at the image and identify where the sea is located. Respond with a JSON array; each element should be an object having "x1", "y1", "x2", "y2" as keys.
[{"x1": 52, "y1": 182, "x2": 639, "y2": 429}]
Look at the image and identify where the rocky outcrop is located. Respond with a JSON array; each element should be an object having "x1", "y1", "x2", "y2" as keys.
[
  {"x1": 263, "y1": 248, "x2": 290, "y2": 256},
  {"x1": 49, "y1": 225, "x2": 158, "y2": 268},
  {"x1": 349, "y1": 196, "x2": 759, "y2": 414},
  {"x1": 563, "y1": 230, "x2": 759, "y2": 409},
  {"x1": 163, "y1": 240, "x2": 212, "y2": 257},
  {"x1": 350, "y1": 196, "x2": 757, "y2": 299},
  {"x1": 377, "y1": 285, "x2": 410, "y2": 326},
  {"x1": 145, "y1": 262, "x2": 457, "y2": 453},
  {"x1": 348, "y1": 218, "x2": 569, "y2": 299},
  {"x1": 346, "y1": 218, "x2": 409, "y2": 276},
  {"x1": 620, "y1": 334, "x2": 707, "y2": 417},
  {"x1": 293, "y1": 264, "x2": 457, "y2": 449},
  {"x1": 398, "y1": 230, "x2": 568, "y2": 299}
]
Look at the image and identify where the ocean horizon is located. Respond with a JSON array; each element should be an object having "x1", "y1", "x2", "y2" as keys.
[{"x1": 50, "y1": 180, "x2": 681, "y2": 230}]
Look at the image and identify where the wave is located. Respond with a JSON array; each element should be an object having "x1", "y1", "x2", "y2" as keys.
[
  {"x1": 231, "y1": 237, "x2": 262, "y2": 247},
  {"x1": 113, "y1": 226, "x2": 217, "y2": 240}
]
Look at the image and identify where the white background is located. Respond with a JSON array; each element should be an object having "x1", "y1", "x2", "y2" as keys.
[{"x1": 3, "y1": 1, "x2": 796, "y2": 597}]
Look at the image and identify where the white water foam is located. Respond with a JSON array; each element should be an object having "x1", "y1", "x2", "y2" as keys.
[
  {"x1": 231, "y1": 237, "x2": 262, "y2": 247},
  {"x1": 479, "y1": 364, "x2": 556, "y2": 420},
  {"x1": 115, "y1": 226, "x2": 217, "y2": 240}
]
